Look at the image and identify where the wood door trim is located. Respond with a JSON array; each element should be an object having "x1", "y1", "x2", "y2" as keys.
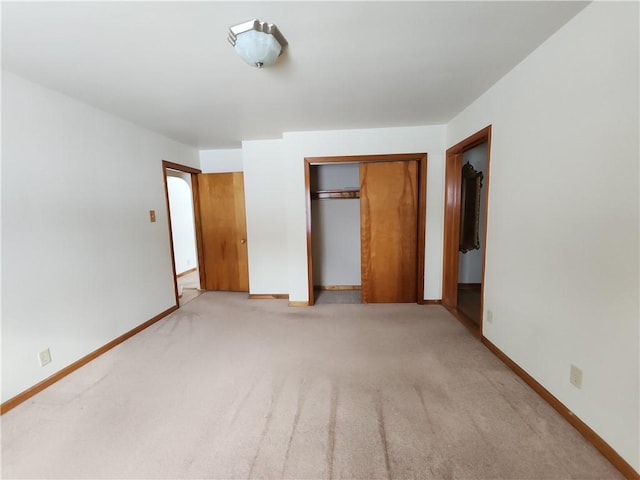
[
  {"x1": 162, "y1": 163, "x2": 181, "y2": 307},
  {"x1": 442, "y1": 126, "x2": 491, "y2": 330},
  {"x1": 447, "y1": 127, "x2": 491, "y2": 153},
  {"x1": 442, "y1": 152, "x2": 462, "y2": 308},
  {"x1": 417, "y1": 152, "x2": 428, "y2": 304},
  {"x1": 304, "y1": 161, "x2": 314, "y2": 305},
  {"x1": 304, "y1": 153, "x2": 427, "y2": 306},
  {"x1": 191, "y1": 174, "x2": 206, "y2": 291},
  {"x1": 162, "y1": 160, "x2": 204, "y2": 307},
  {"x1": 306, "y1": 153, "x2": 426, "y2": 165},
  {"x1": 162, "y1": 161, "x2": 201, "y2": 174},
  {"x1": 478, "y1": 129, "x2": 492, "y2": 335}
]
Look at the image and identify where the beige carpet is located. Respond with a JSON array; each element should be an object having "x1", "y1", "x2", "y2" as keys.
[{"x1": 1, "y1": 292, "x2": 621, "y2": 479}]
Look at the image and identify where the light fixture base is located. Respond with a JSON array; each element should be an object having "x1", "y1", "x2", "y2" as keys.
[{"x1": 228, "y1": 19, "x2": 288, "y2": 68}]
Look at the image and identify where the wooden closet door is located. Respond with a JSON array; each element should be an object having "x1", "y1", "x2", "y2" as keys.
[
  {"x1": 197, "y1": 172, "x2": 249, "y2": 291},
  {"x1": 360, "y1": 161, "x2": 418, "y2": 303}
]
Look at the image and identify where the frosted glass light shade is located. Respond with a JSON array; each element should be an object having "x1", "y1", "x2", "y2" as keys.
[
  {"x1": 234, "y1": 29, "x2": 282, "y2": 68},
  {"x1": 228, "y1": 19, "x2": 287, "y2": 69}
]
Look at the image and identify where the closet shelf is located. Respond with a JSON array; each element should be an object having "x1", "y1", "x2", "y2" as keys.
[{"x1": 311, "y1": 189, "x2": 360, "y2": 200}]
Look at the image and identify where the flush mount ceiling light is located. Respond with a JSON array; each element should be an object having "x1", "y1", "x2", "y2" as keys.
[{"x1": 228, "y1": 19, "x2": 288, "y2": 69}]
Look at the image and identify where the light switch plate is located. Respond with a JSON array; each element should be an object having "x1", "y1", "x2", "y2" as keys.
[{"x1": 149, "y1": 210, "x2": 156, "y2": 222}]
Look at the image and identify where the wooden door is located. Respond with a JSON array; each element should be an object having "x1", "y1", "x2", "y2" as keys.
[
  {"x1": 442, "y1": 153, "x2": 463, "y2": 308},
  {"x1": 197, "y1": 172, "x2": 249, "y2": 291},
  {"x1": 360, "y1": 161, "x2": 418, "y2": 303}
]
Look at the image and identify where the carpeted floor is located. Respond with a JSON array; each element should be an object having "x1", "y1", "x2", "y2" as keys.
[
  {"x1": 1, "y1": 292, "x2": 621, "y2": 479},
  {"x1": 314, "y1": 289, "x2": 361, "y2": 305}
]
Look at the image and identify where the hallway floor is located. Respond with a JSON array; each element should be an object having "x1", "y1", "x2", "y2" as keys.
[{"x1": 457, "y1": 284, "x2": 482, "y2": 327}]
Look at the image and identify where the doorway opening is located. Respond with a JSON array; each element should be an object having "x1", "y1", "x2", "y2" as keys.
[
  {"x1": 162, "y1": 161, "x2": 204, "y2": 307},
  {"x1": 305, "y1": 153, "x2": 427, "y2": 306},
  {"x1": 442, "y1": 126, "x2": 491, "y2": 337},
  {"x1": 167, "y1": 174, "x2": 200, "y2": 305}
]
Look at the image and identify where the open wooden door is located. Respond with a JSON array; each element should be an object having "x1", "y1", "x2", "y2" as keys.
[
  {"x1": 442, "y1": 153, "x2": 463, "y2": 308},
  {"x1": 360, "y1": 161, "x2": 418, "y2": 303},
  {"x1": 197, "y1": 172, "x2": 249, "y2": 291}
]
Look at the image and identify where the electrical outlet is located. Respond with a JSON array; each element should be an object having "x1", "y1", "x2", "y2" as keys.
[
  {"x1": 38, "y1": 348, "x2": 52, "y2": 367},
  {"x1": 486, "y1": 309, "x2": 493, "y2": 323},
  {"x1": 570, "y1": 364, "x2": 583, "y2": 389}
]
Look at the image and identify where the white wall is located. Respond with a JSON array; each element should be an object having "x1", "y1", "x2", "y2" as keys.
[
  {"x1": 239, "y1": 127, "x2": 445, "y2": 300},
  {"x1": 200, "y1": 148, "x2": 243, "y2": 173},
  {"x1": 242, "y1": 139, "x2": 289, "y2": 295},
  {"x1": 446, "y1": 2, "x2": 639, "y2": 471},
  {"x1": 1, "y1": 71, "x2": 199, "y2": 403},
  {"x1": 283, "y1": 125, "x2": 446, "y2": 302},
  {"x1": 312, "y1": 163, "x2": 360, "y2": 192},
  {"x1": 458, "y1": 143, "x2": 487, "y2": 284},
  {"x1": 312, "y1": 198, "x2": 361, "y2": 286},
  {"x1": 166, "y1": 175, "x2": 197, "y2": 274}
]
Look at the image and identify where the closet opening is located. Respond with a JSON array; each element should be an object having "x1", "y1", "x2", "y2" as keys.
[
  {"x1": 305, "y1": 153, "x2": 427, "y2": 306},
  {"x1": 310, "y1": 163, "x2": 362, "y2": 305}
]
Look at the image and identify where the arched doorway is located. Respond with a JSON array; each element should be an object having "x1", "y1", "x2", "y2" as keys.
[
  {"x1": 162, "y1": 160, "x2": 204, "y2": 307},
  {"x1": 166, "y1": 175, "x2": 201, "y2": 305}
]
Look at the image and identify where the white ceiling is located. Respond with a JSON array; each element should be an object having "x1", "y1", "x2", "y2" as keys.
[{"x1": 2, "y1": 1, "x2": 588, "y2": 149}]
